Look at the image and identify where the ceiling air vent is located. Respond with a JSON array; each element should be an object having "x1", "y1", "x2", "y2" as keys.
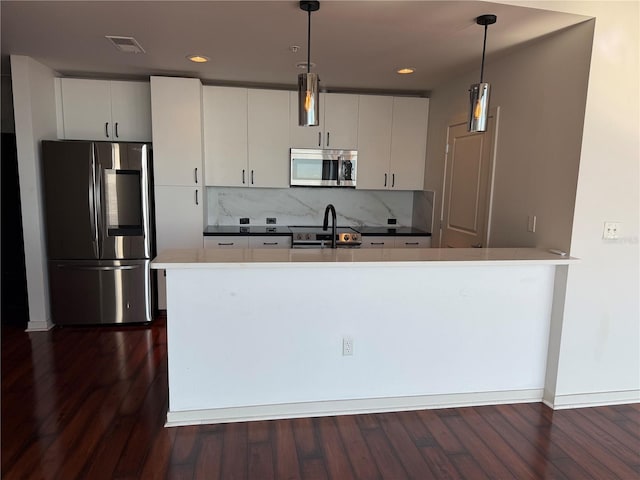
[{"x1": 105, "y1": 36, "x2": 146, "y2": 54}]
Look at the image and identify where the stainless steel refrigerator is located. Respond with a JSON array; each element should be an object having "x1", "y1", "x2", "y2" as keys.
[{"x1": 41, "y1": 140, "x2": 155, "y2": 325}]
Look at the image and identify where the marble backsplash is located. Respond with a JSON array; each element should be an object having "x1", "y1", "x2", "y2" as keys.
[{"x1": 207, "y1": 187, "x2": 431, "y2": 228}]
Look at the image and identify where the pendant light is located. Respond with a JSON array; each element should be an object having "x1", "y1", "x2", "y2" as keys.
[
  {"x1": 298, "y1": 0, "x2": 320, "y2": 127},
  {"x1": 468, "y1": 14, "x2": 497, "y2": 133}
]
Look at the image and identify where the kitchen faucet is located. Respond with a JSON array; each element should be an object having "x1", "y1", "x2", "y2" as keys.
[{"x1": 322, "y1": 204, "x2": 337, "y2": 249}]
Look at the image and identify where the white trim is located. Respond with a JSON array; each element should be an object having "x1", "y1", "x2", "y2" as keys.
[
  {"x1": 165, "y1": 389, "x2": 543, "y2": 427},
  {"x1": 26, "y1": 320, "x2": 53, "y2": 332},
  {"x1": 543, "y1": 389, "x2": 640, "y2": 410}
]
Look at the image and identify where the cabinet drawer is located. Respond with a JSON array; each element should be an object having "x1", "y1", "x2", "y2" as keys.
[
  {"x1": 361, "y1": 236, "x2": 393, "y2": 248},
  {"x1": 394, "y1": 236, "x2": 431, "y2": 248},
  {"x1": 248, "y1": 236, "x2": 291, "y2": 249},
  {"x1": 204, "y1": 236, "x2": 249, "y2": 249}
]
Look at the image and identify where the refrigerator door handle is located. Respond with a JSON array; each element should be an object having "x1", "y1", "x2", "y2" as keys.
[
  {"x1": 90, "y1": 148, "x2": 100, "y2": 259},
  {"x1": 56, "y1": 264, "x2": 139, "y2": 271},
  {"x1": 94, "y1": 148, "x2": 104, "y2": 259}
]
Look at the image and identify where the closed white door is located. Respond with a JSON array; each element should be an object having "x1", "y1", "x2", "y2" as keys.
[
  {"x1": 440, "y1": 114, "x2": 496, "y2": 248},
  {"x1": 356, "y1": 95, "x2": 393, "y2": 190},
  {"x1": 248, "y1": 89, "x2": 290, "y2": 188},
  {"x1": 203, "y1": 86, "x2": 248, "y2": 186},
  {"x1": 110, "y1": 81, "x2": 152, "y2": 142}
]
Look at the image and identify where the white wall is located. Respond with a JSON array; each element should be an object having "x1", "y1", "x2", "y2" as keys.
[
  {"x1": 10, "y1": 55, "x2": 59, "y2": 331},
  {"x1": 424, "y1": 19, "x2": 594, "y2": 252},
  {"x1": 506, "y1": 1, "x2": 639, "y2": 404}
]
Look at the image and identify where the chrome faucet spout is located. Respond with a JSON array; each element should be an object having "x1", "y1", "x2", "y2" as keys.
[{"x1": 322, "y1": 204, "x2": 337, "y2": 248}]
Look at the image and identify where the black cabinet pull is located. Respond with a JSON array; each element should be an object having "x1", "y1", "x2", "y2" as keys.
[
  {"x1": 326, "y1": 132, "x2": 330, "y2": 146},
  {"x1": 318, "y1": 132, "x2": 322, "y2": 147},
  {"x1": 195, "y1": 189, "x2": 199, "y2": 205},
  {"x1": 115, "y1": 122, "x2": 119, "y2": 138},
  {"x1": 251, "y1": 170, "x2": 254, "y2": 185},
  {"x1": 384, "y1": 173, "x2": 387, "y2": 187},
  {"x1": 242, "y1": 169, "x2": 246, "y2": 184},
  {"x1": 105, "y1": 122, "x2": 109, "y2": 138},
  {"x1": 194, "y1": 168, "x2": 198, "y2": 184},
  {"x1": 392, "y1": 173, "x2": 395, "y2": 188}
]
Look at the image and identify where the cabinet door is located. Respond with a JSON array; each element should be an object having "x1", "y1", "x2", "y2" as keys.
[
  {"x1": 390, "y1": 97, "x2": 429, "y2": 190},
  {"x1": 151, "y1": 77, "x2": 203, "y2": 186},
  {"x1": 248, "y1": 236, "x2": 292, "y2": 248},
  {"x1": 323, "y1": 93, "x2": 359, "y2": 149},
  {"x1": 356, "y1": 95, "x2": 393, "y2": 190},
  {"x1": 60, "y1": 79, "x2": 112, "y2": 140},
  {"x1": 203, "y1": 86, "x2": 248, "y2": 187},
  {"x1": 110, "y1": 81, "x2": 152, "y2": 142},
  {"x1": 154, "y1": 185, "x2": 204, "y2": 310},
  {"x1": 289, "y1": 91, "x2": 323, "y2": 148},
  {"x1": 204, "y1": 236, "x2": 249, "y2": 248},
  {"x1": 395, "y1": 236, "x2": 431, "y2": 248},
  {"x1": 248, "y1": 89, "x2": 290, "y2": 188},
  {"x1": 360, "y1": 236, "x2": 393, "y2": 248}
]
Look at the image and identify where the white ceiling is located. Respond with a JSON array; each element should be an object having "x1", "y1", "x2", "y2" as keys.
[{"x1": 1, "y1": 1, "x2": 589, "y2": 94}]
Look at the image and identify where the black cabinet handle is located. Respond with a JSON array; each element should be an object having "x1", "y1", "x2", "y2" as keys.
[
  {"x1": 371, "y1": 242, "x2": 385, "y2": 246},
  {"x1": 262, "y1": 242, "x2": 278, "y2": 246},
  {"x1": 392, "y1": 173, "x2": 395, "y2": 188},
  {"x1": 242, "y1": 169, "x2": 246, "y2": 184},
  {"x1": 105, "y1": 122, "x2": 109, "y2": 138},
  {"x1": 251, "y1": 170, "x2": 254, "y2": 185},
  {"x1": 195, "y1": 189, "x2": 199, "y2": 205},
  {"x1": 218, "y1": 242, "x2": 234, "y2": 246},
  {"x1": 384, "y1": 173, "x2": 387, "y2": 187},
  {"x1": 326, "y1": 132, "x2": 330, "y2": 147},
  {"x1": 318, "y1": 132, "x2": 322, "y2": 147},
  {"x1": 194, "y1": 168, "x2": 198, "y2": 184},
  {"x1": 115, "y1": 122, "x2": 119, "y2": 138}
]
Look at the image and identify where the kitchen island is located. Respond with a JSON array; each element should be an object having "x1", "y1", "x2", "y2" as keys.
[{"x1": 152, "y1": 248, "x2": 576, "y2": 426}]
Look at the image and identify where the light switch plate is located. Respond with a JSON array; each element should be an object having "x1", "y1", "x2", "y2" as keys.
[{"x1": 603, "y1": 221, "x2": 620, "y2": 239}]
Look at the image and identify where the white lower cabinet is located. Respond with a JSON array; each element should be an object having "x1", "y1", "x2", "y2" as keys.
[
  {"x1": 395, "y1": 236, "x2": 432, "y2": 248},
  {"x1": 361, "y1": 236, "x2": 431, "y2": 248},
  {"x1": 248, "y1": 236, "x2": 291, "y2": 248},
  {"x1": 204, "y1": 236, "x2": 249, "y2": 249},
  {"x1": 154, "y1": 185, "x2": 204, "y2": 310},
  {"x1": 204, "y1": 236, "x2": 292, "y2": 249}
]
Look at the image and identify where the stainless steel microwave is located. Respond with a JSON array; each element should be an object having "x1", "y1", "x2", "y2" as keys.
[{"x1": 290, "y1": 148, "x2": 357, "y2": 187}]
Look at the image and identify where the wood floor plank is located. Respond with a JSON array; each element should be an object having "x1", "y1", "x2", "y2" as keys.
[
  {"x1": 317, "y1": 416, "x2": 357, "y2": 479},
  {"x1": 360, "y1": 423, "x2": 409, "y2": 480},
  {"x1": 292, "y1": 417, "x2": 321, "y2": 459},
  {"x1": 248, "y1": 441, "x2": 275, "y2": 480},
  {"x1": 300, "y1": 457, "x2": 329, "y2": 480},
  {"x1": 274, "y1": 419, "x2": 301, "y2": 480},
  {"x1": 194, "y1": 433, "x2": 223, "y2": 480},
  {"x1": 220, "y1": 422, "x2": 248, "y2": 480},
  {"x1": 248, "y1": 419, "x2": 272, "y2": 444},
  {"x1": 415, "y1": 409, "x2": 466, "y2": 455},
  {"x1": 335, "y1": 414, "x2": 381, "y2": 480},
  {"x1": 447, "y1": 453, "x2": 490, "y2": 480}
]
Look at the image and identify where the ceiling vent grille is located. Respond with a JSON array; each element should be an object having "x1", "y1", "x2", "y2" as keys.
[{"x1": 105, "y1": 36, "x2": 146, "y2": 54}]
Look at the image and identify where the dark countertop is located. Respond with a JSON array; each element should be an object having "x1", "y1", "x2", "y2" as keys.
[
  {"x1": 204, "y1": 226, "x2": 292, "y2": 236},
  {"x1": 353, "y1": 226, "x2": 431, "y2": 237}
]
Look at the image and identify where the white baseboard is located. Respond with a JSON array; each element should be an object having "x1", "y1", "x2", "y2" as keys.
[
  {"x1": 165, "y1": 389, "x2": 544, "y2": 427},
  {"x1": 543, "y1": 389, "x2": 640, "y2": 409},
  {"x1": 25, "y1": 320, "x2": 53, "y2": 332}
]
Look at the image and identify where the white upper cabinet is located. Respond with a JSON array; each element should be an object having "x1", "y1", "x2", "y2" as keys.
[
  {"x1": 59, "y1": 78, "x2": 151, "y2": 142},
  {"x1": 389, "y1": 97, "x2": 429, "y2": 191},
  {"x1": 248, "y1": 89, "x2": 290, "y2": 188},
  {"x1": 204, "y1": 87, "x2": 289, "y2": 188},
  {"x1": 356, "y1": 95, "x2": 393, "y2": 190},
  {"x1": 150, "y1": 76, "x2": 204, "y2": 186},
  {"x1": 289, "y1": 92, "x2": 359, "y2": 149},
  {"x1": 203, "y1": 86, "x2": 248, "y2": 187},
  {"x1": 357, "y1": 96, "x2": 429, "y2": 191}
]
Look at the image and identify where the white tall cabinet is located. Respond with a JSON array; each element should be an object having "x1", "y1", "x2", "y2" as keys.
[
  {"x1": 204, "y1": 87, "x2": 289, "y2": 188},
  {"x1": 357, "y1": 95, "x2": 429, "y2": 191},
  {"x1": 151, "y1": 76, "x2": 205, "y2": 309},
  {"x1": 58, "y1": 78, "x2": 151, "y2": 141},
  {"x1": 289, "y1": 92, "x2": 359, "y2": 149}
]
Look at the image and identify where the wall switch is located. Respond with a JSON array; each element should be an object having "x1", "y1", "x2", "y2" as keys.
[
  {"x1": 387, "y1": 218, "x2": 397, "y2": 225},
  {"x1": 603, "y1": 221, "x2": 621, "y2": 239},
  {"x1": 266, "y1": 218, "x2": 276, "y2": 224},
  {"x1": 527, "y1": 215, "x2": 537, "y2": 233},
  {"x1": 239, "y1": 217, "x2": 250, "y2": 224},
  {"x1": 342, "y1": 336, "x2": 354, "y2": 356}
]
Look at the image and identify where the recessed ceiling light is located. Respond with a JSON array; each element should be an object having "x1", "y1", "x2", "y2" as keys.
[
  {"x1": 187, "y1": 55, "x2": 209, "y2": 63},
  {"x1": 397, "y1": 67, "x2": 415, "y2": 75}
]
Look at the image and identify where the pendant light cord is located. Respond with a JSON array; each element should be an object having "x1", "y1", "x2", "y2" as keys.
[
  {"x1": 307, "y1": 8, "x2": 311, "y2": 74},
  {"x1": 480, "y1": 23, "x2": 488, "y2": 83}
]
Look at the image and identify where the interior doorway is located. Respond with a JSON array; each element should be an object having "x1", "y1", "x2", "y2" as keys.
[{"x1": 440, "y1": 110, "x2": 498, "y2": 248}]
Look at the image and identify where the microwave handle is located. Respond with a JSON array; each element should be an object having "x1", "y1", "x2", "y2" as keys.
[{"x1": 337, "y1": 155, "x2": 343, "y2": 186}]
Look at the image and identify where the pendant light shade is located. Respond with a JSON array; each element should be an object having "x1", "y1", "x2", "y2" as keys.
[
  {"x1": 468, "y1": 14, "x2": 497, "y2": 133},
  {"x1": 298, "y1": 0, "x2": 320, "y2": 127}
]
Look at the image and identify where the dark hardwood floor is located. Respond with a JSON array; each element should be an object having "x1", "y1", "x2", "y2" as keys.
[{"x1": 2, "y1": 316, "x2": 639, "y2": 479}]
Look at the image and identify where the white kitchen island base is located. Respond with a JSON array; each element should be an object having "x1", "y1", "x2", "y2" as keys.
[{"x1": 153, "y1": 248, "x2": 574, "y2": 426}]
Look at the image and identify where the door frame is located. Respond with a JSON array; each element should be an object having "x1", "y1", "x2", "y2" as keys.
[{"x1": 438, "y1": 107, "x2": 500, "y2": 248}]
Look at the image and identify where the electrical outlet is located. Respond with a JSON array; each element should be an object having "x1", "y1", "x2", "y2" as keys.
[
  {"x1": 239, "y1": 217, "x2": 250, "y2": 224},
  {"x1": 342, "y1": 336, "x2": 354, "y2": 356},
  {"x1": 387, "y1": 218, "x2": 397, "y2": 225},
  {"x1": 527, "y1": 215, "x2": 537, "y2": 233},
  {"x1": 266, "y1": 218, "x2": 276, "y2": 224},
  {"x1": 603, "y1": 221, "x2": 621, "y2": 239}
]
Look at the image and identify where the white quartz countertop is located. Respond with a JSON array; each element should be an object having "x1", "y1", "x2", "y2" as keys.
[{"x1": 151, "y1": 247, "x2": 577, "y2": 269}]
